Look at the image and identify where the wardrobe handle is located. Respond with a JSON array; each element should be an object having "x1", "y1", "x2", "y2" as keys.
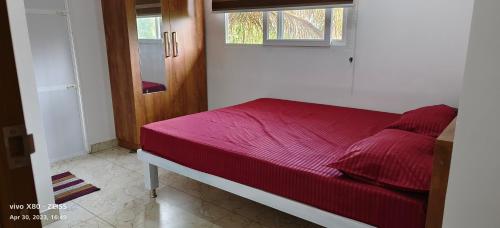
[
  {"x1": 164, "y1": 32, "x2": 171, "y2": 58},
  {"x1": 172, "y1": 32, "x2": 178, "y2": 57}
]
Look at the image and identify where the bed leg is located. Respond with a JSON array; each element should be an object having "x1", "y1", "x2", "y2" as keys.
[
  {"x1": 150, "y1": 189, "x2": 157, "y2": 198},
  {"x1": 144, "y1": 163, "x2": 159, "y2": 198}
]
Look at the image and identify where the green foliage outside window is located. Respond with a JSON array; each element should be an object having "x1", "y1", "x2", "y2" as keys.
[
  {"x1": 268, "y1": 9, "x2": 326, "y2": 40},
  {"x1": 332, "y1": 8, "x2": 344, "y2": 41},
  {"x1": 226, "y1": 12, "x2": 264, "y2": 44},
  {"x1": 137, "y1": 17, "x2": 161, "y2": 40},
  {"x1": 225, "y1": 8, "x2": 345, "y2": 45}
]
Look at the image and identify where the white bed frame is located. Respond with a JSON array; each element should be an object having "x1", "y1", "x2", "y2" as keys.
[{"x1": 137, "y1": 149, "x2": 373, "y2": 228}]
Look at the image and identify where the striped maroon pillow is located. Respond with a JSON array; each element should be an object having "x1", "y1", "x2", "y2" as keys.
[
  {"x1": 329, "y1": 129, "x2": 435, "y2": 192},
  {"x1": 387, "y1": 105, "x2": 457, "y2": 138}
]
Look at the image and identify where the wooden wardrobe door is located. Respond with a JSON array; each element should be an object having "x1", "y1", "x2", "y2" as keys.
[
  {"x1": 101, "y1": 0, "x2": 145, "y2": 149},
  {"x1": 167, "y1": 0, "x2": 207, "y2": 117}
]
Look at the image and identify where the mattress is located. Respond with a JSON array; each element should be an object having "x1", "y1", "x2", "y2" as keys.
[
  {"x1": 141, "y1": 98, "x2": 428, "y2": 228},
  {"x1": 142, "y1": 81, "x2": 166, "y2": 93}
]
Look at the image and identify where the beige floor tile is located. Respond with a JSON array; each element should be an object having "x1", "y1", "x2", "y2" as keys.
[
  {"x1": 247, "y1": 222, "x2": 268, "y2": 228},
  {"x1": 55, "y1": 155, "x2": 111, "y2": 171},
  {"x1": 176, "y1": 198, "x2": 231, "y2": 222},
  {"x1": 158, "y1": 169, "x2": 183, "y2": 185},
  {"x1": 121, "y1": 177, "x2": 164, "y2": 199},
  {"x1": 72, "y1": 186, "x2": 140, "y2": 215},
  {"x1": 44, "y1": 221, "x2": 71, "y2": 228},
  {"x1": 213, "y1": 213, "x2": 254, "y2": 228},
  {"x1": 99, "y1": 197, "x2": 156, "y2": 227},
  {"x1": 159, "y1": 171, "x2": 209, "y2": 198},
  {"x1": 71, "y1": 217, "x2": 114, "y2": 228},
  {"x1": 43, "y1": 204, "x2": 91, "y2": 228},
  {"x1": 100, "y1": 196, "x2": 218, "y2": 228},
  {"x1": 81, "y1": 168, "x2": 140, "y2": 192},
  {"x1": 50, "y1": 147, "x2": 323, "y2": 228},
  {"x1": 57, "y1": 202, "x2": 94, "y2": 226},
  {"x1": 201, "y1": 190, "x2": 250, "y2": 212},
  {"x1": 153, "y1": 186, "x2": 201, "y2": 208},
  {"x1": 94, "y1": 148, "x2": 144, "y2": 172},
  {"x1": 231, "y1": 200, "x2": 271, "y2": 221},
  {"x1": 253, "y1": 209, "x2": 321, "y2": 228}
]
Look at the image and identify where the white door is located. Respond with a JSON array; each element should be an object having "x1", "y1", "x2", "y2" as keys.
[{"x1": 26, "y1": 3, "x2": 87, "y2": 162}]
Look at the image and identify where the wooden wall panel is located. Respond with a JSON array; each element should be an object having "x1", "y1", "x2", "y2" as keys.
[{"x1": 426, "y1": 118, "x2": 456, "y2": 228}]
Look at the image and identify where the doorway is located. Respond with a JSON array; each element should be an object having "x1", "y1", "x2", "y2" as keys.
[{"x1": 25, "y1": 0, "x2": 87, "y2": 162}]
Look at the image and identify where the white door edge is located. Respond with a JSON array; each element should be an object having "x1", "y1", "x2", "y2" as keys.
[{"x1": 64, "y1": 0, "x2": 89, "y2": 152}]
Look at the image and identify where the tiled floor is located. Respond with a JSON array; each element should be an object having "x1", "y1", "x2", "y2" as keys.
[{"x1": 46, "y1": 147, "x2": 322, "y2": 228}]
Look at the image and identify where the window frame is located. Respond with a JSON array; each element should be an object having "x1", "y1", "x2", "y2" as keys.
[{"x1": 224, "y1": 7, "x2": 349, "y2": 47}]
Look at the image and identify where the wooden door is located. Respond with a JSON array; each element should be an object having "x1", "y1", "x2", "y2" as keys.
[
  {"x1": 0, "y1": 0, "x2": 41, "y2": 227},
  {"x1": 166, "y1": 0, "x2": 208, "y2": 118}
]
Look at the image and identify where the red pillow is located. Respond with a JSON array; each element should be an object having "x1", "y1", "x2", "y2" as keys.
[
  {"x1": 387, "y1": 105, "x2": 457, "y2": 138},
  {"x1": 329, "y1": 129, "x2": 435, "y2": 192}
]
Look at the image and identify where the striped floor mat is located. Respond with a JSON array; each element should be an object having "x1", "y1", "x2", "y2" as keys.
[{"x1": 52, "y1": 172, "x2": 100, "y2": 204}]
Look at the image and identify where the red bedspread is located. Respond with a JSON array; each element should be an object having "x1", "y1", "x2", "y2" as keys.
[
  {"x1": 142, "y1": 81, "x2": 166, "y2": 93},
  {"x1": 141, "y1": 98, "x2": 428, "y2": 228}
]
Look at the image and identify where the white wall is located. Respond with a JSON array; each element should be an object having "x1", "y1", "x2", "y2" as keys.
[
  {"x1": 67, "y1": 0, "x2": 115, "y2": 146},
  {"x1": 205, "y1": 0, "x2": 474, "y2": 113},
  {"x1": 6, "y1": 0, "x2": 55, "y2": 213},
  {"x1": 206, "y1": 4, "x2": 356, "y2": 110},
  {"x1": 443, "y1": 0, "x2": 500, "y2": 227},
  {"x1": 351, "y1": 0, "x2": 473, "y2": 112}
]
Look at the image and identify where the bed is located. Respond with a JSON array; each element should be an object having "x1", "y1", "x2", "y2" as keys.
[
  {"x1": 142, "y1": 81, "x2": 166, "y2": 94},
  {"x1": 138, "y1": 98, "x2": 456, "y2": 228}
]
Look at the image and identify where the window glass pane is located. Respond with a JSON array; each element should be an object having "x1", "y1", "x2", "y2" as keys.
[
  {"x1": 331, "y1": 8, "x2": 344, "y2": 41},
  {"x1": 137, "y1": 16, "x2": 160, "y2": 40},
  {"x1": 268, "y1": 9, "x2": 326, "y2": 40},
  {"x1": 226, "y1": 12, "x2": 263, "y2": 44},
  {"x1": 267, "y1": 11, "x2": 278, "y2": 40}
]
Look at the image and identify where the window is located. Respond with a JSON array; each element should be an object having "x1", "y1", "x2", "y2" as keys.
[
  {"x1": 137, "y1": 16, "x2": 162, "y2": 40},
  {"x1": 225, "y1": 8, "x2": 346, "y2": 46}
]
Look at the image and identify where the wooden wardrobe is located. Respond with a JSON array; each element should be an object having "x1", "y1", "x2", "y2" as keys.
[{"x1": 101, "y1": 0, "x2": 207, "y2": 150}]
